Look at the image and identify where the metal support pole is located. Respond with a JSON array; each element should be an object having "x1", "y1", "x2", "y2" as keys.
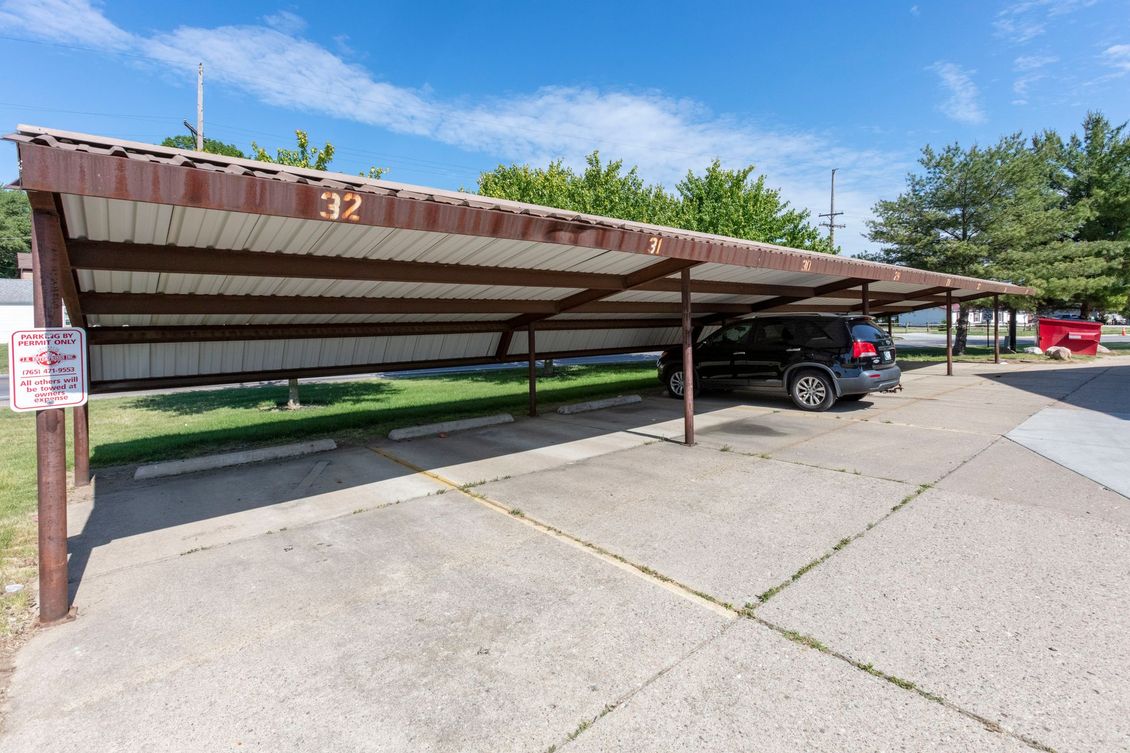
[
  {"x1": 30, "y1": 207, "x2": 70, "y2": 624},
  {"x1": 861, "y1": 281, "x2": 870, "y2": 316},
  {"x1": 886, "y1": 316, "x2": 893, "y2": 336},
  {"x1": 681, "y1": 268, "x2": 694, "y2": 446},
  {"x1": 527, "y1": 324, "x2": 537, "y2": 417},
  {"x1": 1008, "y1": 306, "x2": 1018, "y2": 352},
  {"x1": 945, "y1": 290, "x2": 953, "y2": 377},
  {"x1": 993, "y1": 294, "x2": 1001, "y2": 364},
  {"x1": 73, "y1": 403, "x2": 90, "y2": 487}
]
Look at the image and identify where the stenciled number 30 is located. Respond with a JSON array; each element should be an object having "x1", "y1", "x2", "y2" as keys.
[{"x1": 320, "y1": 191, "x2": 362, "y2": 222}]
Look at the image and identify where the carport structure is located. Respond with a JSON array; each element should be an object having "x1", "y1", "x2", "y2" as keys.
[{"x1": 7, "y1": 125, "x2": 1031, "y2": 623}]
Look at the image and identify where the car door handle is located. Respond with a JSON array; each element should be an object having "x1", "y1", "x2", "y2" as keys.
[{"x1": 786, "y1": 347, "x2": 801, "y2": 352}]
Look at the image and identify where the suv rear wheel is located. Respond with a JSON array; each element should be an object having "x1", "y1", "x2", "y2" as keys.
[
  {"x1": 664, "y1": 368, "x2": 700, "y2": 399},
  {"x1": 789, "y1": 369, "x2": 836, "y2": 412}
]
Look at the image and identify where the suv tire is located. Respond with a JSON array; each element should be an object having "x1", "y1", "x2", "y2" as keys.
[
  {"x1": 789, "y1": 369, "x2": 836, "y2": 412},
  {"x1": 664, "y1": 367, "x2": 700, "y2": 400}
]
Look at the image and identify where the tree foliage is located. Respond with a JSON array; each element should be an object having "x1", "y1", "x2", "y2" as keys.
[
  {"x1": 1006, "y1": 113, "x2": 1130, "y2": 317},
  {"x1": 476, "y1": 152, "x2": 833, "y2": 253},
  {"x1": 164, "y1": 130, "x2": 388, "y2": 178},
  {"x1": 866, "y1": 113, "x2": 1130, "y2": 349},
  {"x1": 0, "y1": 190, "x2": 30, "y2": 278},
  {"x1": 161, "y1": 135, "x2": 246, "y2": 159},
  {"x1": 252, "y1": 130, "x2": 336, "y2": 171}
]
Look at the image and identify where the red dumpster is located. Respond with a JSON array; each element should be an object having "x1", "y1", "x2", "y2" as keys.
[{"x1": 1037, "y1": 317, "x2": 1102, "y2": 356}]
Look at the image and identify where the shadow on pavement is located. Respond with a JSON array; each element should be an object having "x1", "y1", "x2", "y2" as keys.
[{"x1": 976, "y1": 362, "x2": 1130, "y2": 418}]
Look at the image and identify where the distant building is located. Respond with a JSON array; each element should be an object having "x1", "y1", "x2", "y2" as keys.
[
  {"x1": 16, "y1": 253, "x2": 32, "y2": 280},
  {"x1": 0, "y1": 278, "x2": 34, "y2": 342},
  {"x1": 896, "y1": 305, "x2": 1031, "y2": 327}
]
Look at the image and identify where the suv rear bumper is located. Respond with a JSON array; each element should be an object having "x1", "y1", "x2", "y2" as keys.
[{"x1": 837, "y1": 366, "x2": 901, "y2": 395}]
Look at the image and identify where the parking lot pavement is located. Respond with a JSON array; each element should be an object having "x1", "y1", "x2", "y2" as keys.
[
  {"x1": 3, "y1": 359, "x2": 1126, "y2": 752},
  {"x1": 65, "y1": 446, "x2": 449, "y2": 583},
  {"x1": 3, "y1": 493, "x2": 730, "y2": 753},
  {"x1": 758, "y1": 487, "x2": 1130, "y2": 753},
  {"x1": 568, "y1": 620, "x2": 1030, "y2": 753},
  {"x1": 476, "y1": 442, "x2": 915, "y2": 607}
]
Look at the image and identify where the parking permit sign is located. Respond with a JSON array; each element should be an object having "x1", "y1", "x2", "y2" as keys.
[{"x1": 8, "y1": 328, "x2": 88, "y2": 413}]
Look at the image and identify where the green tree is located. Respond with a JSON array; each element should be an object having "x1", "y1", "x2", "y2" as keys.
[
  {"x1": 0, "y1": 190, "x2": 31, "y2": 278},
  {"x1": 674, "y1": 161, "x2": 832, "y2": 252},
  {"x1": 250, "y1": 130, "x2": 388, "y2": 178},
  {"x1": 161, "y1": 135, "x2": 246, "y2": 158},
  {"x1": 1016, "y1": 113, "x2": 1130, "y2": 318},
  {"x1": 864, "y1": 135, "x2": 1076, "y2": 352},
  {"x1": 252, "y1": 130, "x2": 335, "y2": 170},
  {"x1": 477, "y1": 151, "x2": 832, "y2": 252}
]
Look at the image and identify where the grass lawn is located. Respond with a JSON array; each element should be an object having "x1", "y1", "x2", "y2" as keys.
[
  {"x1": 0, "y1": 343, "x2": 6, "y2": 375},
  {"x1": 0, "y1": 361, "x2": 660, "y2": 632}
]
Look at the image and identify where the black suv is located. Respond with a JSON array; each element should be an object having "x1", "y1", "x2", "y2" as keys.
[{"x1": 657, "y1": 314, "x2": 901, "y2": 411}]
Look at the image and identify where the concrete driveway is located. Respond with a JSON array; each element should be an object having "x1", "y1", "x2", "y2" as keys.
[{"x1": 2, "y1": 359, "x2": 1127, "y2": 752}]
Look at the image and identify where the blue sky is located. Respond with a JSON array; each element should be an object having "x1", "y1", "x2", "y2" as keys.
[{"x1": 1, "y1": 0, "x2": 1128, "y2": 254}]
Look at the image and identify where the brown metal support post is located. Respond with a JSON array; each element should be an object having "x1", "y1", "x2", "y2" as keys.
[
  {"x1": 681, "y1": 268, "x2": 695, "y2": 446},
  {"x1": 861, "y1": 281, "x2": 870, "y2": 316},
  {"x1": 527, "y1": 324, "x2": 537, "y2": 417},
  {"x1": 30, "y1": 206, "x2": 70, "y2": 624},
  {"x1": 886, "y1": 316, "x2": 893, "y2": 336},
  {"x1": 993, "y1": 294, "x2": 1001, "y2": 364},
  {"x1": 945, "y1": 290, "x2": 954, "y2": 377},
  {"x1": 73, "y1": 403, "x2": 90, "y2": 487}
]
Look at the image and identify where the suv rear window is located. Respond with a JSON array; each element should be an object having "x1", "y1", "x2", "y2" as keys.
[
  {"x1": 797, "y1": 320, "x2": 849, "y2": 348},
  {"x1": 850, "y1": 321, "x2": 892, "y2": 344}
]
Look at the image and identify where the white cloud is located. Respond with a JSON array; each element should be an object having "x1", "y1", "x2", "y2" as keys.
[
  {"x1": 909, "y1": 5, "x2": 920, "y2": 16},
  {"x1": 1010, "y1": 54, "x2": 1057, "y2": 105},
  {"x1": 0, "y1": 0, "x2": 131, "y2": 49},
  {"x1": 0, "y1": 0, "x2": 911, "y2": 254},
  {"x1": 994, "y1": 0, "x2": 1097, "y2": 43},
  {"x1": 1102, "y1": 44, "x2": 1130, "y2": 73},
  {"x1": 928, "y1": 62, "x2": 986, "y2": 124},
  {"x1": 1013, "y1": 54, "x2": 1058, "y2": 71},
  {"x1": 263, "y1": 10, "x2": 307, "y2": 36}
]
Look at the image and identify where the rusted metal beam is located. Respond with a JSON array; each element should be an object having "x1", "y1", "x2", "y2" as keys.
[
  {"x1": 89, "y1": 344, "x2": 678, "y2": 394},
  {"x1": 505, "y1": 258, "x2": 700, "y2": 332},
  {"x1": 993, "y1": 293, "x2": 1001, "y2": 364},
  {"x1": 635, "y1": 278, "x2": 813, "y2": 297},
  {"x1": 744, "y1": 277, "x2": 870, "y2": 315},
  {"x1": 69, "y1": 241, "x2": 835, "y2": 300},
  {"x1": 81, "y1": 293, "x2": 558, "y2": 316},
  {"x1": 527, "y1": 324, "x2": 537, "y2": 417},
  {"x1": 946, "y1": 290, "x2": 954, "y2": 376},
  {"x1": 26, "y1": 192, "x2": 85, "y2": 328},
  {"x1": 861, "y1": 282, "x2": 870, "y2": 316},
  {"x1": 79, "y1": 292, "x2": 750, "y2": 317},
  {"x1": 85, "y1": 318, "x2": 689, "y2": 345},
  {"x1": 681, "y1": 267, "x2": 695, "y2": 446},
  {"x1": 29, "y1": 205, "x2": 71, "y2": 625},
  {"x1": 15, "y1": 141, "x2": 1031, "y2": 295},
  {"x1": 69, "y1": 241, "x2": 625, "y2": 292}
]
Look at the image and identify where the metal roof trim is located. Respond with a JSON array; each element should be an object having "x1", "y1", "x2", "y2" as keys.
[{"x1": 6, "y1": 125, "x2": 1034, "y2": 297}]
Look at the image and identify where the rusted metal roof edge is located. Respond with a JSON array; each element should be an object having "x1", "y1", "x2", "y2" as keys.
[{"x1": 5, "y1": 125, "x2": 1034, "y2": 297}]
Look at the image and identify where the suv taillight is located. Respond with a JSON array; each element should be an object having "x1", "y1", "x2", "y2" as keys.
[{"x1": 852, "y1": 341, "x2": 878, "y2": 359}]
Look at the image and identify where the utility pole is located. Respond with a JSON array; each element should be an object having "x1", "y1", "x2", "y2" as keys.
[
  {"x1": 818, "y1": 168, "x2": 845, "y2": 249},
  {"x1": 196, "y1": 63, "x2": 204, "y2": 151}
]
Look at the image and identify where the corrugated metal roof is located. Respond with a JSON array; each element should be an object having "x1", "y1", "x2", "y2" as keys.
[{"x1": 7, "y1": 125, "x2": 1033, "y2": 391}]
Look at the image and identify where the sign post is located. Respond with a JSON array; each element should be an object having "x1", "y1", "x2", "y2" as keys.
[{"x1": 8, "y1": 328, "x2": 88, "y2": 413}]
